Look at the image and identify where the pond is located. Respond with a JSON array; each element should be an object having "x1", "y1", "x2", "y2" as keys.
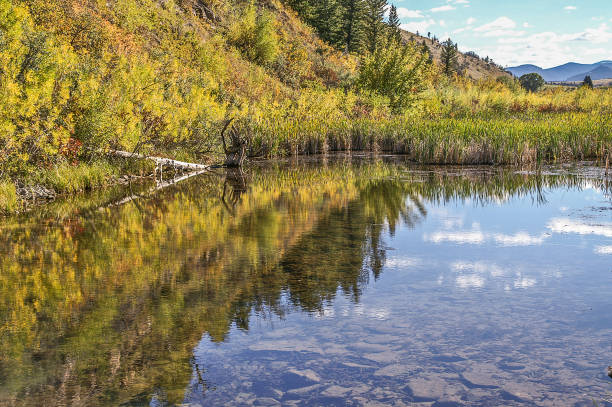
[{"x1": 0, "y1": 156, "x2": 611, "y2": 406}]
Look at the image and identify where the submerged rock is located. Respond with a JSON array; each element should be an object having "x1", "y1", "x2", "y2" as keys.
[{"x1": 608, "y1": 366, "x2": 612, "y2": 378}]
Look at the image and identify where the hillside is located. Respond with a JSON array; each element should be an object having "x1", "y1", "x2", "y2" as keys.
[
  {"x1": 508, "y1": 61, "x2": 612, "y2": 81},
  {"x1": 1, "y1": 0, "x2": 611, "y2": 206},
  {"x1": 400, "y1": 31, "x2": 510, "y2": 80}
]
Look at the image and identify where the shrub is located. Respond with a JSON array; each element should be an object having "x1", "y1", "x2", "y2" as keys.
[
  {"x1": 356, "y1": 38, "x2": 430, "y2": 112},
  {"x1": 228, "y1": 4, "x2": 279, "y2": 66}
]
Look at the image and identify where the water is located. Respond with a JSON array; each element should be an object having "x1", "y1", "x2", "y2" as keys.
[{"x1": 0, "y1": 157, "x2": 611, "y2": 406}]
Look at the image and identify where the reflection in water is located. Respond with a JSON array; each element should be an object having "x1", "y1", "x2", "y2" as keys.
[{"x1": 0, "y1": 158, "x2": 610, "y2": 406}]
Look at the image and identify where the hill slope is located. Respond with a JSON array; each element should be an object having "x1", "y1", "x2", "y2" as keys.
[
  {"x1": 400, "y1": 31, "x2": 510, "y2": 80},
  {"x1": 567, "y1": 64, "x2": 612, "y2": 81}
]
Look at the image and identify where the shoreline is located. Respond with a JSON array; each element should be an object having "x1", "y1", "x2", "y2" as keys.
[{"x1": 2, "y1": 153, "x2": 609, "y2": 216}]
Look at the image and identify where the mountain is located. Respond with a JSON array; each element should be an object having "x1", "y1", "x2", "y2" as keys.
[
  {"x1": 567, "y1": 64, "x2": 612, "y2": 81},
  {"x1": 507, "y1": 61, "x2": 612, "y2": 81}
]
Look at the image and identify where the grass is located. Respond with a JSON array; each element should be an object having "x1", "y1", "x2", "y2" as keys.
[
  {"x1": 250, "y1": 110, "x2": 612, "y2": 165},
  {"x1": 32, "y1": 157, "x2": 155, "y2": 196},
  {"x1": 37, "y1": 161, "x2": 119, "y2": 194},
  {"x1": 0, "y1": 181, "x2": 18, "y2": 214}
]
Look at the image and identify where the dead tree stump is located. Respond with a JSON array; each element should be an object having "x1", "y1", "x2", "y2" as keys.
[{"x1": 220, "y1": 118, "x2": 249, "y2": 168}]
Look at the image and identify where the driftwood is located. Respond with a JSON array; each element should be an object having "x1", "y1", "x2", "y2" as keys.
[{"x1": 220, "y1": 118, "x2": 249, "y2": 168}]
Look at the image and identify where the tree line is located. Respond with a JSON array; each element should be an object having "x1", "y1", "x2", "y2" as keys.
[{"x1": 285, "y1": 0, "x2": 402, "y2": 54}]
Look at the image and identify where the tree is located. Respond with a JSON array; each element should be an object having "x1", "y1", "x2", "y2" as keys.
[
  {"x1": 313, "y1": 0, "x2": 343, "y2": 46},
  {"x1": 364, "y1": 0, "x2": 387, "y2": 54},
  {"x1": 356, "y1": 37, "x2": 430, "y2": 111},
  {"x1": 287, "y1": 0, "x2": 316, "y2": 23},
  {"x1": 387, "y1": 4, "x2": 401, "y2": 42},
  {"x1": 340, "y1": 0, "x2": 366, "y2": 53},
  {"x1": 519, "y1": 73, "x2": 545, "y2": 92},
  {"x1": 582, "y1": 75, "x2": 594, "y2": 88},
  {"x1": 440, "y1": 38, "x2": 458, "y2": 76}
]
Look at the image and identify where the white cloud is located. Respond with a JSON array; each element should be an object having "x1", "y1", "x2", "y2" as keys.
[
  {"x1": 474, "y1": 17, "x2": 516, "y2": 32},
  {"x1": 467, "y1": 17, "x2": 476, "y2": 25},
  {"x1": 397, "y1": 8, "x2": 424, "y2": 19},
  {"x1": 481, "y1": 29, "x2": 526, "y2": 38},
  {"x1": 476, "y1": 24, "x2": 612, "y2": 67},
  {"x1": 564, "y1": 6, "x2": 577, "y2": 11},
  {"x1": 400, "y1": 20, "x2": 436, "y2": 34},
  {"x1": 431, "y1": 5, "x2": 455, "y2": 12}
]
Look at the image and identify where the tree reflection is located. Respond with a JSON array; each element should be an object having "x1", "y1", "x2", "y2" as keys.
[{"x1": 0, "y1": 160, "x2": 598, "y2": 406}]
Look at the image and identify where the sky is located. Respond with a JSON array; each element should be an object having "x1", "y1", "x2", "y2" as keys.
[{"x1": 393, "y1": 0, "x2": 612, "y2": 68}]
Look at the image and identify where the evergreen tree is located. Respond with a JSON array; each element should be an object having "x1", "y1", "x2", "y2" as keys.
[
  {"x1": 364, "y1": 0, "x2": 387, "y2": 54},
  {"x1": 440, "y1": 38, "x2": 458, "y2": 76},
  {"x1": 313, "y1": 0, "x2": 343, "y2": 46},
  {"x1": 340, "y1": 0, "x2": 366, "y2": 53},
  {"x1": 287, "y1": 0, "x2": 316, "y2": 23},
  {"x1": 583, "y1": 75, "x2": 594, "y2": 88},
  {"x1": 387, "y1": 5, "x2": 401, "y2": 42}
]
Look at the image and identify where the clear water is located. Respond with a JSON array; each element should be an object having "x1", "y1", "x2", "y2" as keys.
[{"x1": 1, "y1": 157, "x2": 611, "y2": 406}]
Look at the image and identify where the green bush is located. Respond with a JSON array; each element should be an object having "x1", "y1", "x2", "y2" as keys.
[
  {"x1": 356, "y1": 38, "x2": 430, "y2": 112},
  {"x1": 228, "y1": 4, "x2": 279, "y2": 65}
]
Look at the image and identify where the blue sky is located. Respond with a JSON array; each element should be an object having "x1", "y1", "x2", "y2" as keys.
[{"x1": 393, "y1": 0, "x2": 612, "y2": 68}]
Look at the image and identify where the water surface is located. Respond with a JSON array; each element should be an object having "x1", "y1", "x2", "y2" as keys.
[{"x1": 1, "y1": 157, "x2": 611, "y2": 406}]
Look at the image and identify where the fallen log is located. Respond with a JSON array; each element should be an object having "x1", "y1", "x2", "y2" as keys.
[{"x1": 110, "y1": 150, "x2": 210, "y2": 171}]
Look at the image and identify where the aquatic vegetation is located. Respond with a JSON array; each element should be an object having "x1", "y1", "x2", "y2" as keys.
[{"x1": 0, "y1": 181, "x2": 18, "y2": 213}]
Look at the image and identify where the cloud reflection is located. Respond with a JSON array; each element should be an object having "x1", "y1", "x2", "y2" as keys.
[
  {"x1": 451, "y1": 261, "x2": 538, "y2": 290},
  {"x1": 595, "y1": 246, "x2": 612, "y2": 255},
  {"x1": 425, "y1": 227, "x2": 549, "y2": 247},
  {"x1": 548, "y1": 218, "x2": 612, "y2": 238}
]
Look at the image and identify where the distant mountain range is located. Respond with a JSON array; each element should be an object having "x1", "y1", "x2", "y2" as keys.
[{"x1": 506, "y1": 61, "x2": 612, "y2": 82}]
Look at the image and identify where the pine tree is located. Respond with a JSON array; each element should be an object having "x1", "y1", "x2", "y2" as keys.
[
  {"x1": 387, "y1": 4, "x2": 401, "y2": 42},
  {"x1": 364, "y1": 0, "x2": 387, "y2": 54},
  {"x1": 313, "y1": 0, "x2": 343, "y2": 46},
  {"x1": 583, "y1": 75, "x2": 594, "y2": 88},
  {"x1": 440, "y1": 38, "x2": 458, "y2": 76},
  {"x1": 287, "y1": 0, "x2": 316, "y2": 23},
  {"x1": 340, "y1": 0, "x2": 366, "y2": 53}
]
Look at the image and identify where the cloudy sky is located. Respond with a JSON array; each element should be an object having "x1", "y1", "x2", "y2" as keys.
[{"x1": 394, "y1": 0, "x2": 612, "y2": 68}]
